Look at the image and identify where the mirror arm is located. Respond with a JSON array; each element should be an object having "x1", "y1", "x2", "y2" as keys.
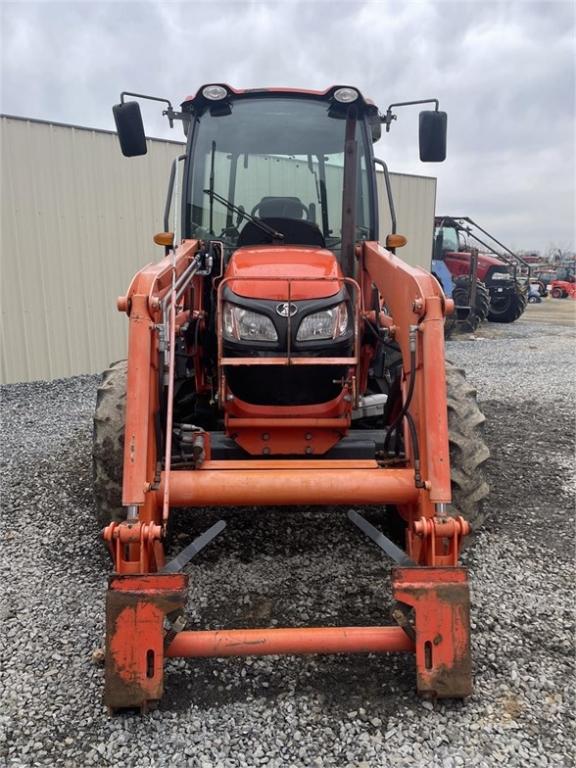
[
  {"x1": 119, "y1": 91, "x2": 185, "y2": 129},
  {"x1": 381, "y1": 98, "x2": 440, "y2": 133},
  {"x1": 164, "y1": 155, "x2": 187, "y2": 233},
  {"x1": 374, "y1": 158, "x2": 396, "y2": 236}
]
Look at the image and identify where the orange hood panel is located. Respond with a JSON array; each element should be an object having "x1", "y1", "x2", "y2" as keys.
[{"x1": 225, "y1": 247, "x2": 342, "y2": 300}]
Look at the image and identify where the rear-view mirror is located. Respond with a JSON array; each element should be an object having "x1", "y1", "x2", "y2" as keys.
[
  {"x1": 112, "y1": 101, "x2": 147, "y2": 157},
  {"x1": 419, "y1": 110, "x2": 447, "y2": 162}
]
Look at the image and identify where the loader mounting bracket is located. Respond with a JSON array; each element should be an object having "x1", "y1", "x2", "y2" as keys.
[
  {"x1": 104, "y1": 573, "x2": 188, "y2": 712},
  {"x1": 392, "y1": 566, "x2": 472, "y2": 698},
  {"x1": 104, "y1": 567, "x2": 471, "y2": 711}
]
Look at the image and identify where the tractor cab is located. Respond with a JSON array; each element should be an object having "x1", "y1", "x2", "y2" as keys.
[{"x1": 180, "y1": 86, "x2": 379, "y2": 261}]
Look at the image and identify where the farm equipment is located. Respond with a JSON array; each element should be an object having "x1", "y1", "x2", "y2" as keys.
[
  {"x1": 550, "y1": 280, "x2": 576, "y2": 299},
  {"x1": 432, "y1": 245, "x2": 486, "y2": 332},
  {"x1": 95, "y1": 85, "x2": 489, "y2": 712},
  {"x1": 433, "y1": 216, "x2": 530, "y2": 323}
]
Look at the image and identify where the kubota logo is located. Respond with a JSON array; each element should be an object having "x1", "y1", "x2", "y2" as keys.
[{"x1": 276, "y1": 303, "x2": 298, "y2": 317}]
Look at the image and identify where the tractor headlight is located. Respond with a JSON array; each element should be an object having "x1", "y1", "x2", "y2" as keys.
[
  {"x1": 223, "y1": 303, "x2": 278, "y2": 342},
  {"x1": 491, "y1": 271, "x2": 512, "y2": 280},
  {"x1": 296, "y1": 303, "x2": 349, "y2": 341},
  {"x1": 334, "y1": 87, "x2": 359, "y2": 103},
  {"x1": 202, "y1": 84, "x2": 228, "y2": 101}
]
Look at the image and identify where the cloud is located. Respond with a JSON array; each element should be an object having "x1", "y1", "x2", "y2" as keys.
[{"x1": 1, "y1": 0, "x2": 574, "y2": 250}]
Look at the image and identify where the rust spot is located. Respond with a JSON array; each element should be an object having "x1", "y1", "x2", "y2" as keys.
[
  {"x1": 419, "y1": 657, "x2": 473, "y2": 699},
  {"x1": 104, "y1": 576, "x2": 188, "y2": 711}
]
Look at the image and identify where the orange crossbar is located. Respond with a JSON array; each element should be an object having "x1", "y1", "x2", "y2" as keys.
[
  {"x1": 157, "y1": 467, "x2": 418, "y2": 506},
  {"x1": 166, "y1": 626, "x2": 414, "y2": 657},
  {"x1": 227, "y1": 418, "x2": 349, "y2": 428}
]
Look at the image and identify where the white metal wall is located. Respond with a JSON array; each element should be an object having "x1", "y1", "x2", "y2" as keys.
[
  {"x1": 0, "y1": 115, "x2": 436, "y2": 384},
  {"x1": 1, "y1": 116, "x2": 183, "y2": 384},
  {"x1": 377, "y1": 171, "x2": 437, "y2": 270}
]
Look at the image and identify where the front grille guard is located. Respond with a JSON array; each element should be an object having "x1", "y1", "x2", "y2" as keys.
[{"x1": 216, "y1": 275, "x2": 362, "y2": 405}]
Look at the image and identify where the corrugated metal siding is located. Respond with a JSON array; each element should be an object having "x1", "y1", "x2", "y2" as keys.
[
  {"x1": 1, "y1": 116, "x2": 183, "y2": 383},
  {"x1": 1, "y1": 116, "x2": 436, "y2": 383},
  {"x1": 377, "y1": 172, "x2": 437, "y2": 269}
]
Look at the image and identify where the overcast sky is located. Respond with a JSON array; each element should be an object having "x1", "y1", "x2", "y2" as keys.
[{"x1": 1, "y1": 0, "x2": 574, "y2": 252}]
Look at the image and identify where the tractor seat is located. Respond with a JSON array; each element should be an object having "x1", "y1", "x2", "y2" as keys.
[
  {"x1": 252, "y1": 196, "x2": 308, "y2": 220},
  {"x1": 237, "y1": 217, "x2": 326, "y2": 248}
]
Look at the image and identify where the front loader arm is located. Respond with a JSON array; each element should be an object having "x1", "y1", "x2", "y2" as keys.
[
  {"x1": 362, "y1": 241, "x2": 452, "y2": 506},
  {"x1": 117, "y1": 240, "x2": 201, "y2": 515}
]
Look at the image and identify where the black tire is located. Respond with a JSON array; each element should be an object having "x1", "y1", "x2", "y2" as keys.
[
  {"x1": 446, "y1": 361, "x2": 490, "y2": 530},
  {"x1": 551, "y1": 287, "x2": 565, "y2": 299},
  {"x1": 452, "y1": 276, "x2": 490, "y2": 328},
  {"x1": 93, "y1": 360, "x2": 127, "y2": 526},
  {"x1": 487, "y1": 281, "x2": 527, "y2": 323}
]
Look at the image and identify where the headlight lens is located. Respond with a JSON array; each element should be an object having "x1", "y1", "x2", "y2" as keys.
[
  {"x1": 334, "y1": 87, "x2": 359, "y2": 103},
  {"x1": 491, "y1": 271, "x2": 512, "y2": 280},
  {"x1": 202, "y1": 84, "x2": 228, "y2": 101},
  {"x1": 223, "y1": 303, "x2": 278, "y2": 342},
  {"x1": 296, "y1": 302, "x2": 349, "y2": 341}
]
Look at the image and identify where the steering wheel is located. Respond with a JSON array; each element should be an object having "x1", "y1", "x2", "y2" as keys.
[{"x1": 251, "y1": 200, "x2": 309, "y2": 220}]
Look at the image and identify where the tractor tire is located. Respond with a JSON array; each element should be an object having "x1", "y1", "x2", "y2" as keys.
[
  {"x1": 551, "y1": 287, "x2": 566, "y2": 299},
  {"x1": 93, "y1": 360, "x2": 127, "y2": 527},
  {"x1": 487, "y1": 282, "x2": 527, "y2": 323},
  {"x1": 446, "y1": 361, "x2": 490, "y2": 530},
  {"x1": 452, "y1": 276, "x2": 490, "y2": 328}
]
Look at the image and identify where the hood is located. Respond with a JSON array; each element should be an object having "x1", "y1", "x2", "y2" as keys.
[
  {"x1": 225, "y1": 246, "x2": 343, "y2": 300},
  {"x1": 445, "y1": 250, "x2": 508, "y2": 270}
]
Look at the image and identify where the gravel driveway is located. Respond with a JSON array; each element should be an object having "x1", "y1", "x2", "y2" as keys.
[{"x1": 1, "y1": 316, "x2": 574, "y2": 768}]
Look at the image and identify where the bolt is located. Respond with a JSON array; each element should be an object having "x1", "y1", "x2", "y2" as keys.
[
  {"x1": 262, "y1": 446, "x2": 270, "y2": 455},
  {"x1": 412, "y1": 298, "x2": 424, "y2": 313},
  {"x1": 305, "y1": 432, "x2": 312, "y2": 441},
  {"x1": 262, "y1": 433, "x2": 270, "y2": 441},
  {"x1": 305, "y1": 446, "x2": 313, "y2": 455}
]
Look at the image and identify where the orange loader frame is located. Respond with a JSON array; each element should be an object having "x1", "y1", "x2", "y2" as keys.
[{"x1": 103, "y1": 237, "x2": 472, "y2": 712}]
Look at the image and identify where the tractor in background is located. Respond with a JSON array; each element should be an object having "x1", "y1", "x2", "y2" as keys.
[{"x1": 433, "y1": 216, "x2": 530, "y2": 324}]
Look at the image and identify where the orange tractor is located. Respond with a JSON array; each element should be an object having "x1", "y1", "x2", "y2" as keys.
[{"x1": 95, "y1": 85, "x2": 489, "y2": 712}]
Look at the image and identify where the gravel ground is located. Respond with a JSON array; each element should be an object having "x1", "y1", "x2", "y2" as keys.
[{"x1": 1, "y1": 316, "x2": 574, "y2": 768}]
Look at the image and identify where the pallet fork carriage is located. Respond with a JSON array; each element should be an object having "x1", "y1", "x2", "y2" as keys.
[{"x1": 98, "y1": 84, "x2": 483, "y2": 712}]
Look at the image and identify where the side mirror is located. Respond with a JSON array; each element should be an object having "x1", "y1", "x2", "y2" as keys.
[
  {"x1": 433, "y1": 230, "x2": 444, "y2": 261},
  {"x1": 419, "y1": 110, "x2": 447, "y2": 162},
  {"x1": 112, "y1": 101, "x2": 147, "y2": 157}
]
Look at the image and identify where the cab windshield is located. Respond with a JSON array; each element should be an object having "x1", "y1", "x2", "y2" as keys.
[
  {"x1": 437, "y1": 226, "x2": 461, "y2": 253},
  {"x1": 185, "y1": 97, "x2": 374, "y2": 252}
]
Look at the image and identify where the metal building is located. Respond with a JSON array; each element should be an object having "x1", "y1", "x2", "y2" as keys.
[{"x1": 0, "y1": 115, "x2": 436, "y2": 384}]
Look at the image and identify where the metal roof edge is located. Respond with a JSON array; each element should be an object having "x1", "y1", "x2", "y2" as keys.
[
  {"x1": 376, "y1": 169, "x2": 437, "y2": 183},
  {"x1": 0, "y1": 113, "x2": 185, "y2": 146}
]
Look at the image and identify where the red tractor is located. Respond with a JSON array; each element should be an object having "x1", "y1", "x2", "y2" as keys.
[
  {"x1": 550, "y1": 280, "x2": 576, "y2": 299},
  {"x1": 433, "y1": 216, "x2": 530, "y2": 323}
]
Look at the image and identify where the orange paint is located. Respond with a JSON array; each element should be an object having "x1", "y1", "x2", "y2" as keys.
[{"x1": 226, "y1": 246, "x2": 343, "y2": 299}]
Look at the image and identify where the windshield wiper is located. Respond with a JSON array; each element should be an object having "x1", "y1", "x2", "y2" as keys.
[{"x1": 203, "y1": 189, "x2": 285, "y2": 242}]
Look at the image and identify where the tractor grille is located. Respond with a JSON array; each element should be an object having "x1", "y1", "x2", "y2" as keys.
[{"x1": 226, "y1": 364, "x2": 346, "y2": 406}]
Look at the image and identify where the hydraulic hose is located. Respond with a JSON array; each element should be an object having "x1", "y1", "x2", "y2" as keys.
[
  {"x1": 382, "y1": 326, "x2": 423, "y2": 487},
  {"x1": 383, "y1": 325, "x2": 417, "y2": 450}
]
